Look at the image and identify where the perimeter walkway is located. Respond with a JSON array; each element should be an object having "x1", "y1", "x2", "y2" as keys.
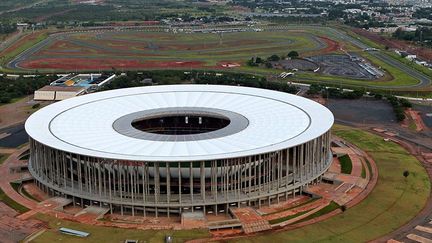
[
  {"x1": 0, "y1": 147, "x2": 44, "y2": 243},
  {"x1": 0, "y1": 146, "x2": 37, "y2": 209}
]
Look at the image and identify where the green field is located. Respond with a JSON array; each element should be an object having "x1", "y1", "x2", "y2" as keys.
[
  {"x1": 29, "y1": 125, "x2": 430, "y2": 243},
  {"x1": 0, "y1": 187, "x2": 29, "y2": 213},
  {"x1": 8, "y1": 30, "x2": 325, "y2": 69},
  {"x1": 339, "y1": 154, "x2": 352, "y2": 174},
  {"x1": 32, "y1": 213, "x2": 209, "y2": 243},
  {"x1": 2, "y1": 25, "x2": 430, "y2": 92},
  {"x1": 0, "y1": 153, "x2": 9, "y2": 164},
  {"x1": 232, "y1": 125, "x2": 430, "y2": 242}
]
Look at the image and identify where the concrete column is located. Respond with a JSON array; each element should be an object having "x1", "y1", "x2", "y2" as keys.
[
  {"x1": 178, "y1": 162, "x2": 182, "y2": 204},
  {"x1": 155, "y1": 163, "x2": 160, "y2": 204},
  {"x1": 167, "y1": 163, "x2": 171, "y2": 203},
  {"x1": 200, "y1": 162, "x2": 205, "y2": 202},
  {"x1": 190, "y1": 162, "x2": 193, "y2": 206}
]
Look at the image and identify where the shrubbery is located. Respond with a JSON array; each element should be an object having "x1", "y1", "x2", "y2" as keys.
[
  {"x1": 246, "y1": 51, "x2": 299, "y2": 67},
  {"x1": 326, "y1": 88, "x2": 364, "y2": 99},
  {"x1": 0, "y1": 75, "x2": 57, "y2": 104},
  {"x1": 193, "y1": 71, "x2": 299, "y2": 94},
  {"x1": 386, "y1": 95, "x2": 411, "y2": 122},
  {"x1": 103, "y1": 70, "x2": 299, "y2": 94}
]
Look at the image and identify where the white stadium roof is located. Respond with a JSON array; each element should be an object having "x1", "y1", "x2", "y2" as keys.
[{"x1": 25, "y1": 84, "x2": 334, "y2": 162}]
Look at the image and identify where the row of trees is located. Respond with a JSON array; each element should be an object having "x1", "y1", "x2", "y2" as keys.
[
  {"x1": 193, "y1": 71, "x2": 299, "y2": 94},
  {"x1": 307, "y1": 84, "x2": 365, "y2": 99},
  {"x1": 385, "y1": 95, "x2": 412, "y2": 122},
  {"x1": 0, "y1": 23, "x2": 17, "y2": 34},
  {"x1": 393, "y1": 27, "x2": 432, "y2": 44},
  {"x1": 0, "y1": 75, "x2": 57, "y2": 104},
  {"x1": 307, "y1": 84, "x2": 412, "y2": 122},
  {"x1": 101, "y1": 70, "x2": 188, "y2": 90},
  {"x1": 102, "y1": 70, "x2": 299, "y2": 94},
  {"x1": 247, "y1": 51, "x2": 300, "y2": 68}
]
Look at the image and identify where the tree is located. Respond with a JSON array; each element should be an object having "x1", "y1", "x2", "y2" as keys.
[
  {"x1": 340, "y1": 205, "x2": 347, "y2": 212},
  {"x1": 0, "y1": 93, "x2": 11, "y2": 104},
  {"x1": 403, "y1": 170, "x2": 410, "y2": 178},
  {"x1": 396, "y1": 110, "x2": 406, "y2": 122},
  {"x1": 374, "y1": 93, "x2": 383, "y2": 99},
  {"x1": 267, "y1": 54, "x2": 280, "y2": 62},
  {"x1": 288, "y1": 51, "x2": 299, "y2": 59},
  {"x1": 399, "y1": 98, "x2": 412, "y2": 108},
  {"x1": 265, "y1": 62, "x2": 273, "y2": 68},
  {"x1": 307, "y1": 84, "x2": 322, "y2": 95},
  {"x1": 247, "y1": 58, "x2": 258, "y2": 67}
]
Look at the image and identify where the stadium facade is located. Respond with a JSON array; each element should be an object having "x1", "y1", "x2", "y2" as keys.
[{"x1": 26, "y1": 85, "x2": 334, "y2": 216}]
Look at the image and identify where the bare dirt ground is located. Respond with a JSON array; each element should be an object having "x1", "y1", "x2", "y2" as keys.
[
  {"x1": 0, "y1": 95, "x2": 37, "y2": 130},
  {"x1": 0, "y1": 97, "x2": 51, "y2": 148}
]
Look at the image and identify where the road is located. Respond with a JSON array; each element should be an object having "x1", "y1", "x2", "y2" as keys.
[
  {"x1": 0, "y1": 124, "x2": 28, "y2": 148},
  {"x1": 267, "y1": 25, "x2": 431, "y2": 89},
  {"x1": 370, "y1": 50, "x2": 431, "y2": 88},
  {"x1": 0, "y1": 29, "x2": 23, "y2": 52},
  {"x1": 327, "y1": 27, "x2": 431, "y2": 88},
  {"x1": 3, "y1": 25, "x2": 431, "y2": 89}
]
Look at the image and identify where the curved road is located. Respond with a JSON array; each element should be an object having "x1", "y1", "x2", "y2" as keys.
[
  {"x1": 4, "y1": 25, "x2": 432, "y2": 89},
  {"x1": 327, "y1": 27, "x2": 431, "y2": 89}
]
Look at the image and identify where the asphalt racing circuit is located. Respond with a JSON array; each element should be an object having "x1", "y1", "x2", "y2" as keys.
[{"x1": 3, "y1": 25, "x2": 431, "y2": 90}]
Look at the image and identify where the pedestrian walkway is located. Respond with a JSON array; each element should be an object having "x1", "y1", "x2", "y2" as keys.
[
  {"x1": 389, "y1": 222, "x2": 432, "y2": 243},
  {"x1": 0, "y1": 146, "x2": 38, "y2": 210},
  {"x1": 230, "y1": 207, "x2": 271, "y2": 234},
  {"x1": 0, "y1": 202, "x2": 44, "y2": 243}
]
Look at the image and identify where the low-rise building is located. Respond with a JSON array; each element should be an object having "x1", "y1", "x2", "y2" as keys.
[{"x1": 34, "y1": 86, "x2": 86, "y2": 101}]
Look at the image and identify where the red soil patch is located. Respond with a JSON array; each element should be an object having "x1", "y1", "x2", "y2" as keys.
[
  {"x1": 0, "y1": 32, "x2": 44, "y2": 56},
  {"x1": 319, "y1": 36, "x2": 340, "y2": 53},
  {"x1": 20, "y1": 58, "x2": 205, "y2": 70},
  {"x1": 404, "y1": 108, "x2": 428, "y2": 132},
  {"x1": 352, "y1": 28, "x2": 432, "y2": 62}
]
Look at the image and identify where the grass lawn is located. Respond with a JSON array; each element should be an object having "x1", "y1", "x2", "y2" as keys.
[
  {"x1": 385, "y1": 51, "x2": 432, "y2": 78},
  {"x1": 27, "y1": 127, "x2": 431, "y2": 242},
  {"x1": 0, "y1": 153, "x2": 9, "y2": 164},
  {"x1": 233, "y1": 125, "x2": 430, "y2": 242},
  {"x1": 291, "y1": 51, "x2": 420, "y2": 88},
  {"x1": 32, "y1": 213, "x2": 210, "y2": 243},
  {"x1": 296, "y1": 201, "x2": 341, "y2": 224},
  {"x1": 269, "y1": 209, "x2": 313, "y2": 225},
  {"x1": 0, "y1": 187, "x2": 29, "y2": 213},
  {"x1": 0, "y1": 31, "x2": 48, "y2": 65},
  {"x1": 339, "y1": 154, "x2": 353, "y2": 174},
  {"x1": 361, "y1": 164, "x2": 366, "y2": 179},
  {"x1": 264, "y1": 198, "x2": 319, "y2": 216}
]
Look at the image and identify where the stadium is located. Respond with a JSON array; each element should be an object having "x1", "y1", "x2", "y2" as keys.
[{"x1": 25, "y1": 84, "x2": 334, "y2": 217}]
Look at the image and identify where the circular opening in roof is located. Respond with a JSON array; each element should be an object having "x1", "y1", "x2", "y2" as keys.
[
  {"x1": 131, "y1": 114, "x2": 231, "y2": 135},
  {"x1": 112, "y1": 107, "x2": 249, "y2": 142}
]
